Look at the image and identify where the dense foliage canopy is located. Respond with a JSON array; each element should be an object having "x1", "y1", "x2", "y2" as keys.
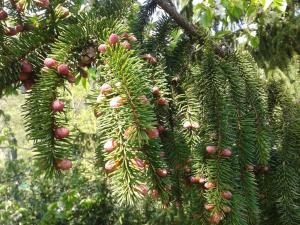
[{"x1": 0, "y1": 0, "x2": 299, "y2": 224}]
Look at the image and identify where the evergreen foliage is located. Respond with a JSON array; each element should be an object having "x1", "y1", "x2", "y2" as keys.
[{"x1": 0, "y1": 0, "x2": 299, "y2": 224}]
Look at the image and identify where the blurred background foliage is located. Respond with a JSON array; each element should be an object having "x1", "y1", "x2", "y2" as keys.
[{"x1": 0, "y1": 82, "x2": 97, "y2": 166}]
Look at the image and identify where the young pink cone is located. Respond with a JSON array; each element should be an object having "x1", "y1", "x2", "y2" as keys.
[
  {"x1": 103, "y1": 139, "x2": 118, "y2": 153},
  {"x1": 19, "y1": 73, "x2": 29, "y2": 81},
  {"x1": 208, "y1": 213, "x2": 222, "y2": 224},
  {"x1": 5, "y1": 27, "x2": 17, "y2": 36},
  {"x1": 206, "y1": 145, "x2": 217, "y2": 154},
  {"x1": 151, "y1": 189, "x2": 159, "y2": 199},
  {"x1": 156, "y1": 168, "x2": 168, "y2": 177},
  {"x1": 57, "y1": 64, "x2": 69, "y2": 76},
  {"x1": 67, "y1": 74, "x2": 76, "y2": 83},
  {"x1": 109, "y1": 34, "x2": 119, "y2": 45},
  {"x1": 131, "y1": 158, "x2": 145, "y2": 169},
  {"x1": 204, "y1": 203, "x2": 215, "y2": 211},
  {"x1": 157, "y1": 97, "x2": 168, "y2": 106},
  {"x1": 221, "y1": 148, "x2": 232, "y2": 157},
  {"x1": 110, "y1": 96, "x2": 124, "y2": 108},
  {"x1": 100, "y1": 83, "x2": 112, "y2": 95},
  {"x1": 15, "y1": 24, "x2": 24, "y2": 33},
  {"x1": 122, "y1": 32, "x2": 129, "y2": 39},
  {"x1": 54, "y1": 127, "x2": 69, "y2": 139},
  {"x1": 21, "y1": 60, "x2": 33, "y2": 73},
  {"x1": 98, "y1": 44, "x2": 107, "y2": 53},
  {"x1": 105, "y1": 160, "x2": 120, "y2": 173},
  {"x1": 204, "y1": 182, "x2": 216, "y2": 189},
  {"x1": 0, "y1": 9, "x2": 8, "y2": 20},
  {"x1": 183, "y1": 121, "x2": 193, "y2": 129},
  {"x1": 128, "y1": 35, "x2": 137, "y2": 42},
  {"x1": 51, "y1": 100, "x2": 64, "y2": 112},
  {"x1": 134, "y1": 184, "x2": 148, "y2": 196},
  {"x1": 121, "y1": 41, "x2": 131, "y2": 50},
  {"x1": 35, "y1": 0, "x2": 49, "y2": 8},
  {"x1": 44, "y1": 58, "x2": 57, "y2": 68},
  {"x1": 152, "y1": 86, "x2": 160, "y2": 95},
  {"x1": 56, "y1": 159, "x2": 72, "y2": 170},
  {"x1": 222, "y1": 205, "x2": 231, "y2": 213},
  {"x1": 221, "y1": 191, "x2": 233, "y2": 200},
  {"x1": 190, "y1": 176, "x2": 200, "y2": 184},
  {"x1": 191, "y1": 122, "x2": 200, "y2": 129},
  {"x1": 146, "y1": 128, "x2": 159, "y2": 139}
]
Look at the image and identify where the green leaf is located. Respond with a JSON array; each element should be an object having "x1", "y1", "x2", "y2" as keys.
[
  {"x1": 250, "y1": 35, "x2": 260, "y2": 48},
  {"x1": 273, "y1": 0, "x2": 287, "y2": 12},
  {"x1": 193, "y1": 3, "x2": 203, "y2": 13},
  {"x1": 87, "y1": 67, "x2": 97, "y2": 80},
  {"x1": 261, "y1": 0, "x2": 273, "y2": 11},
  {"x1": 246, "y1": 4, "x2": 258, "y2": 19},
  {"x1": 214, "y1": 30, "x2": 232, "y2": 39},
  {"x1": 202, "y1": 8, "x2": 214, "y2": 28},
  {"x1": 193, "y1": 3, "x2": 214, "y2": 28},
  {"x1": 81, "y1": 77, "x2": 89, "y2": 90},
  {"x1": 246, "y1": 31, "x2": 260, "y2": 49},
  {"x1": 225, "y1": 2, "x2": 244, "y2": 20},
  {"x1": 75, "y1": 74, "x2": 82, "y2": 85}
]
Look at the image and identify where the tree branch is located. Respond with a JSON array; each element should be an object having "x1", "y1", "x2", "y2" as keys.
[
  {"x1": 155, "y1": 0, "x2": 232, "y2": 56},
  {"x1": 155, "y1": 0, "x2": 204, "y2": 43}
]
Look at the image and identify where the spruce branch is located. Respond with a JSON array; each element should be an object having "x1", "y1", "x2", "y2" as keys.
[
  {"x1": 264, "y1": 83, "x2": 300, "y2": 225},
  {"x1": 93, "y1": 43, "x2": 171, "y2": 205},
  {"x1": 0, "y1": 29, "x2": 55, "y2": 96}
]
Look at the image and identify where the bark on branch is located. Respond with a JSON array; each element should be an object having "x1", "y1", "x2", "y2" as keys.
[
  {"x1": 155, "y1": 0, "x2": 204, "y2": 43},
  {"x1": 155, "y1": 0, "x2": 229, "y2": 56}
]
